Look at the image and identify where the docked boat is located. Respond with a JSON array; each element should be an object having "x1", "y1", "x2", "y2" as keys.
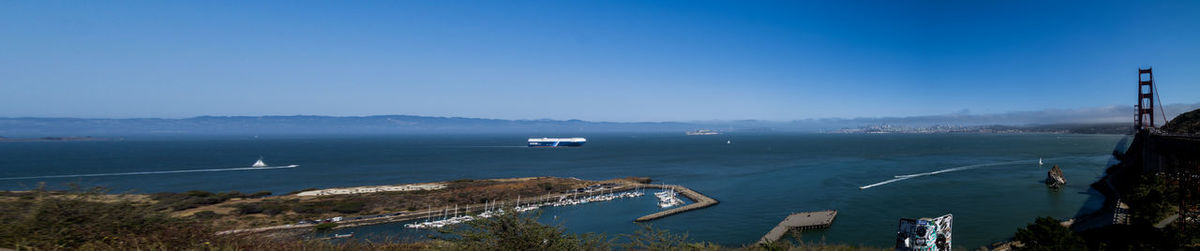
[
  {"x1": 655, "y1": 188, "x2": 684, "y2": 208},
  {"x1": 528, "y1": 137, "x2": 586, "y2": 147},
  {"x1": 404, "y1": 190, "x2": 646, "y2": 230}
]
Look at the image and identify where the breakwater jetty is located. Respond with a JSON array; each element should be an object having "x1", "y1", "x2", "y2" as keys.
[
  {"x1": 633, "y1": 184, "x2": 719, "y2": 222},
  {"x1": 758, "y1": 210, "x2": 837, "y2": 244}
]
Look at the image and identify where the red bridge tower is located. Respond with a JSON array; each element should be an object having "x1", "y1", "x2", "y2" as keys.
[{"x1": 1137, "y1": 68, "x2": 1156, "y2": 130}]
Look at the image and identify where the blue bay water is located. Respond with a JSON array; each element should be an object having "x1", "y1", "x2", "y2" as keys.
[{"x1": 0, "y1": 133, "x2": 1123, "y2": 248}]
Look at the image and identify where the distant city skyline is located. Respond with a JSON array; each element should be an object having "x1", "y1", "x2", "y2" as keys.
[{"x1": 2, "y1": 1, "x2": 1199, "y2": 122}]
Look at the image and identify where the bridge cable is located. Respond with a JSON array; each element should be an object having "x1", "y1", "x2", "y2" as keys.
[{"x1": 1153, "y1": 76, "x2": 1168, "y2": 126}]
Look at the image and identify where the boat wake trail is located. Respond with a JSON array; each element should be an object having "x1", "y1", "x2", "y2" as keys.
[
  {"x1": 857, "y1": 155, "x2": 1108, "y2": 190},
  {"x1": 0, "y1": 165, "x2": 299, "y2": 181},
  {"x1": 858, "y1": 159, "x2": 1033, "y2": 190}
]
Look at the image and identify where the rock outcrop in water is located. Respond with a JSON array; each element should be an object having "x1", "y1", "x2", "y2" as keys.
[{"x1": 1045, "y1": 165, "x2": 1066, "y2": 189}]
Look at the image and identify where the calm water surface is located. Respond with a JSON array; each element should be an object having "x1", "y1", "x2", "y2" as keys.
[{"x1": 0, "y1": 133, "x2": 1124, "y2": 248}]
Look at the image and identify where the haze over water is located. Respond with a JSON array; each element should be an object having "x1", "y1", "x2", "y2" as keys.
[{"x1": 0, "y1": 133, "x2": 1121, "y2": 248}]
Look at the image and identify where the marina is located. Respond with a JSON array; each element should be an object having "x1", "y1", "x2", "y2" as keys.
[
  {"x1": 402, "y1": 189, "x2": 647, "y2": 229},
  {"x1": 218, "y1": 181, "x2": 721, "y2": 235}
]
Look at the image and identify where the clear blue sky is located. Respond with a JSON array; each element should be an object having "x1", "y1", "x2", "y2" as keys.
[{"x1": 2, "y1": 1, "x2": 1198, "y2": 122}]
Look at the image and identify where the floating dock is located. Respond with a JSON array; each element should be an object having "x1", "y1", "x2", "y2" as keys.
[
  {"x1": 758, "y1": 210, "x2": 837, "y2": 244},
  {"x1": 633, "y1": 184, "x2": 719, "y2": 222}
]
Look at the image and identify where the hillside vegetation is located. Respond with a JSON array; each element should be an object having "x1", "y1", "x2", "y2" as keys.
[
  {"x1": 1163, "y1": 108, "x2": 1200, "y2": 134},
  {"x1": 1, "y1": 185, "x2": 886, "y2": 250}
]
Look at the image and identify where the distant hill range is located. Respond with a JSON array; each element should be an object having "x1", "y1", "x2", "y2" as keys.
[
  {"x1": 987, "y1": 123, "x2": 1134, "y2": 134},
  {"x1": 0, "y1": 116, "x2": 698, "y2": 136},
  {"x1": 0, "y1": 115, "x2": 1138, "y2": 137}
]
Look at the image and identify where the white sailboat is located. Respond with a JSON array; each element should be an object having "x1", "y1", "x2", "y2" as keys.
[
  {"x1": 252, "y1": 157, "x2": 268, "y2": 167},
  {"x1": 1038, "y1": 158, "x2": 1044, "y2": 167}
]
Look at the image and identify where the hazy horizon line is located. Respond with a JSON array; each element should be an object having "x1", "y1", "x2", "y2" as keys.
[{"x1": 3, "y1": 102, "x2": 1197, "y2": 125}]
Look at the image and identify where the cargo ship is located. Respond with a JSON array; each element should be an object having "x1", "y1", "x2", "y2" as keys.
[{"x1": 528, "y1": 137, "x2": 586, "y2": 147}]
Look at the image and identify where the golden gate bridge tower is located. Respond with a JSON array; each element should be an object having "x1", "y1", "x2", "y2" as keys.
[
  {"x1": 1136, "y1": 68, "x2": 1156, "y2": 130},
  {"x1": 1129, "y1": 67, "x2": 1200, "y2": 231}
]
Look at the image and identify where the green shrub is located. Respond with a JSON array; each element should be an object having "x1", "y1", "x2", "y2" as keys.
[
  {"x1": 290, "y1": 188, "x2": 319, "y2": 195},
  {"x1": 193, "y1": 210, "x2": 220, "y2": 219},
  {"x1": 293, "y1": 200, "x2": 366, "y2": 214},
  {"x1": 1127, "y1": 175, "x2": 1177, "y2": 226},
  {"x1": 0, "y1": 190, "x2": 211, "y2": 249},
  {"x1": 1013, "y1": 217, "x2": 1085, "y2": 250},
  {"x1": 262, "y1": 202, "x2": 290, "y2": 215},
  {"x1": 235, "y1": 203, "x2": 265, "y2": 215},
  {"x1": 441, "y1": 211, "x2": 609, "y2": 251},
  {"x1": 185, "y1": 190, "x2": 214, "y2": 197},
  {"x1": 623, "y1": 223, "x2": 692, "y2": 250},
  {"x1": 151, "y1": 189, "x2": 260, "y2": 211},
  {"x1": 293, "y1": 202, "x2": 327, "y2": 214},
  {"x1": 314, "y1": 222, "x2": 338, "y2": 231},
  {"x1": 249, "y1": 191, "x2": 273, "y2": 198},
  {"x1": 332, "y1": 200, "x2": 366, "y2": 214}
]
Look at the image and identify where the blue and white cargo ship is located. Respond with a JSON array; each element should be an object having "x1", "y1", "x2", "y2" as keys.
[{"x1": 528, "y1": 137, "x2": 586, "y2": 147}]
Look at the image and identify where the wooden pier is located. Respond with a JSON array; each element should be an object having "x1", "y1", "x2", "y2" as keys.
[
  {"x1": 758, "y1": 210, "x2": 837, "y2": 244},
  {"x1": 633, "y1": 184, "x2": 719, "y2": 222}
]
